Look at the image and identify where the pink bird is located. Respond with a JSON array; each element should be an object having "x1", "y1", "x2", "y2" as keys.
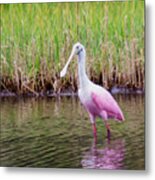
[{"x1": 60, "y1": 42, "x2": 124, "y2": 139}]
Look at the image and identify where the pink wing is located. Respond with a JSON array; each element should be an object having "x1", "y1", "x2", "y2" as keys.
[{"x1": 91, "y1": 90, "x2": 124, "y2": 121}]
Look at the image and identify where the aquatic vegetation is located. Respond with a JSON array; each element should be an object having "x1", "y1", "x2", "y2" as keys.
[{"x1": 0, "y1": 1, "x2": 144, "y2": 95}]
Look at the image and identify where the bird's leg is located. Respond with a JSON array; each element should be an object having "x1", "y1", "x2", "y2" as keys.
[
  {"x1": 92, "y1": 123, "x2": 97, "y2": 144},
  {"x1": 92, "y1": 123, "x2": 97, "y2": 137},
  {"x1": 100, "y1": 111, "x2": 111, "y2": 139},
  {"x1": 89, "y1": 114, "x2": 97, "y2": 142},
  {"x1": 105, "y1": 121, "x2": 111, "y2": 139}
]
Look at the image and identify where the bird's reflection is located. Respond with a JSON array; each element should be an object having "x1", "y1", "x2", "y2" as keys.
[{"x1": 81, "y1": 138, "x2": 125, "y2": 170}]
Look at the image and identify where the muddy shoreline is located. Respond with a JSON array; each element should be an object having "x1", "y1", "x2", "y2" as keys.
[{"x1": 0, "y1": 87, "x2": 144, "y2": 98}]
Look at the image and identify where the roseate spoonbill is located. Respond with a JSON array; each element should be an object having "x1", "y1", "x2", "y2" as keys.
[{"x1": 60, "y1": 42, "x2": 124, "y2": 139}]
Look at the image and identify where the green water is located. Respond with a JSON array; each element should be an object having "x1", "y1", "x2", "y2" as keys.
[{"x1": 0, "y1": 95, "x2": 145, "y2": 169}]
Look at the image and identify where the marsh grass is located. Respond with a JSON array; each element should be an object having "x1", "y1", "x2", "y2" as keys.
[{"x1": 0, "y1": 1, "x2": 144, "y2": 95}]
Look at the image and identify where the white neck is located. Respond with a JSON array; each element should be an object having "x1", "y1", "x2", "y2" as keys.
[{"x1": 78, "y1": 50, "x2": 90, "y2": 89}]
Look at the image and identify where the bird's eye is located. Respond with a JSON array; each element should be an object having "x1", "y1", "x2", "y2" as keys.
[{"x1": 77, "y1": 46, "x2": 79, "y2": 49}]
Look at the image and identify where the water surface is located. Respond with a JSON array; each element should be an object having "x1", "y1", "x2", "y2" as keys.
[{"x1": 0, "y1": 95, "x2": 145, "y2": 169}]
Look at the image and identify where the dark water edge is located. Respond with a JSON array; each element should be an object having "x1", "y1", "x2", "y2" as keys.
[{"x1": 0, "y1": 87, "x2": 144, "y2": 97}]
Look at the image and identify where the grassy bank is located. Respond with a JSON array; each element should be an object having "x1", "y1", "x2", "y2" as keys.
[{"x1": 0, "y1": 1, "x2": 144, "y2": 95}]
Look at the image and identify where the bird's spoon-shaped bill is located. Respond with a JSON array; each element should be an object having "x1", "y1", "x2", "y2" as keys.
[{"x1": 60, "y1": 50, "x2": 74, "y2": 77}]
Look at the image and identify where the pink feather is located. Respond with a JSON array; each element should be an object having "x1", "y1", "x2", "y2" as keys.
[{"x1": 91, "y1": 91, "x2": 124, "y2": 121}]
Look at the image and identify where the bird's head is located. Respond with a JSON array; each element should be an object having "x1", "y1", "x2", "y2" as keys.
[
  {"x1": 60, "y1": 42, "x2": 85, "y2": 77},
  {"x1": 72, "y1": 42, "x2": 84, "y2": 56}
]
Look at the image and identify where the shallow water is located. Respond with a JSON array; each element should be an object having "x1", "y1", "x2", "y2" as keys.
[{"x1": 0, "y1": 95, "x2": 145, "y2": 170}]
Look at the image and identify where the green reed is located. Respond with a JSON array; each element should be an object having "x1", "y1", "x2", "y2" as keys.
[{"x1": 0, "y1": 1, "x2": 144, "y2": 95}]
